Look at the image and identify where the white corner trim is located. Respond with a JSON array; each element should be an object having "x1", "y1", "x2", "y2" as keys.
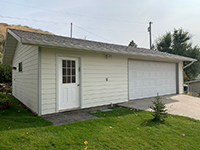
[
  {"x1": 80, "y1": 56, "x2": 83, "y2": 108},
  {"x1": 127, "y1": 58, "x2": 130, "y2": 101},
  {"x1": 56, "y1": 54, "x2": 59, "y2": 113}
]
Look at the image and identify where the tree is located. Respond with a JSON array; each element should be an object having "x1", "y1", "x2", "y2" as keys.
[
  {"x1": 150, "y1": 94, "x2": 168, "y2": 121},
  {"x1": 0, "y1": 61, "x2": 12, "y2": 82},
  {"x1": 155, "y1": 28, "x2": 200, "y2": 81},
  {"x1": 0, "y1": 34, "x2": 4, "y2": 53},
  {"x1": 128, "y1": 40, "x2": 138, "y2": 47},
  {"x1": 184, "y1": 46, "x2": 200, "y2": 81}
]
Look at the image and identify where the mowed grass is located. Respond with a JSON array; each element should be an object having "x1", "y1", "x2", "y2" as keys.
[{"x1": 0, "y1": 94, "x2": 200, "y2": 150}]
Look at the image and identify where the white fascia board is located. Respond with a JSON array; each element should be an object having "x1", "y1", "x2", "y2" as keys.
[
  {"x1": 185, "y1": 79, "x2": 200, "y2": 84},
  {"x1": 2, "y1": 30, "x2": 20, "y2": 65},
  {"x1": 1, "y1": 31, "x2": 10, "y2": 64},
  {"x1": 7, "y1": 29, "x2": 21, "y2": 42}
]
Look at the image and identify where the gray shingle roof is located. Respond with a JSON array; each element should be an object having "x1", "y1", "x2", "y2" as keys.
[
  {"x1": 8, "y1": 28, "x2": 196, "y2": 61},
  {"x1": 185, "y1": 79, "x2": 200, "y2": 84}
]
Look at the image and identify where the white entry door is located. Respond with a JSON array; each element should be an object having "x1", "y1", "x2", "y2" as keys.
[{"x1": 58, "y1": 57, "x2": 80, "y2": 110}]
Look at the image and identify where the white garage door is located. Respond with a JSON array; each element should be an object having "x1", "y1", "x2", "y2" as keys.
[{"x1": 129, "y1": 60, "x2": 177, "y2": 100}]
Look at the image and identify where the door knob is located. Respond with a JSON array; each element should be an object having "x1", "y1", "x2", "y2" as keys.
[{"x1": 77, "y1": 84, "x2": 80, "y2": 86}]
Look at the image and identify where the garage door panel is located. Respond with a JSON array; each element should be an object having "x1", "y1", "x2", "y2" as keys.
[{"x1": 129, "y1": 60, "x2": 176, "y2": 100}]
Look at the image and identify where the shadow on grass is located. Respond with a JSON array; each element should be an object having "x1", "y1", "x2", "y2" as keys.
[
  {"x1": 90, "y1": 106, "x2": 142, "y2": 118},
  {"x1": 0, "y1": 94, "x2": 53, "y2": 131},
  {"x1": 140, "y1": 118, "x2": 169, "y2": 127},
  {"x1": 90, "y1": 106, "x2": 175, "y2": 128}
]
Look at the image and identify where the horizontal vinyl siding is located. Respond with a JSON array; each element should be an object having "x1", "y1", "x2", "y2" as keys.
[
  {"x1": 41, "y1": 48, "x2": 128, "y2": 114},
  {"x1": 12, "y1": 42, "x2": 38, "y2": 114},
  {"x1": 41, "y1": 51, "x2": 56, "y2": 115},
  {"x1": 82, "y1": 54, "x2": 128, "y2": 108},
  {"x1": 189, "y1": 82, "x2": 200, "y2": 93}
]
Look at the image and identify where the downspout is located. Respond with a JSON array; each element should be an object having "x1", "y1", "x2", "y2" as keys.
[
  {"x1": 182, "y1": 60, "x2": 195, "y2": 94},
  {"x1": 183, "y1": 61, "x2": 195, "y2": 69}
]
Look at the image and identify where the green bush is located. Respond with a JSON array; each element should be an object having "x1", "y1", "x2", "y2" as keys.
[
  {"x1": 186, "y1": 92, "x2": 199, "y2": 97},
  {"x1": 0, "y1": 62, "x2": 12, "y2": 82},
  {"x1": 6, "y1": 86, "x2": 12, "y2": 94},
  {"x1": 150, "y1": 94, "x2": 168, "y2": 121},
  {"x1": 0, "y1": 93, "x2": 11, "y2": 106}
]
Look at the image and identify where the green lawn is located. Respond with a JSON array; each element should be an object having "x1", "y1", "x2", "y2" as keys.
[{"x1": 0, "y1": 94, "x2": 200, "y2": 150}]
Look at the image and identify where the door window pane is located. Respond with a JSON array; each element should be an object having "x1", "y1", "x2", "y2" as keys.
[
  {"x1": 72, "y1": 76, "x2": 75, "y2": 83},
  {"x1": 63, "y1": 76, "x2": 66, "y2": 83},
  {"x1": 67, "y1": 68, "x2": 71, "y2": 75},
  {"x1": 67, "y1": 76, "x2": 71, "y2": 83},
  {"x1": 67, "y1": 60, "x2": 71, "y2": 67},
  {"x1": 72, "y1": 61, "x2": 75, "y2": 67},
  {"x1": 63, "y1": 68, "x2": 66, "y2": 75},
  {"x1": 72, "y1": 69, "x2": 75, "y2": 75},
  {"x1": 62, "y1": 60, "x2": 66, "y2": 67}
]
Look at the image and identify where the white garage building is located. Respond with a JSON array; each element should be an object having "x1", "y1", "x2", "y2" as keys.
[{"x1": 2, "y1": 28, "x2": 196, "y2": 115}]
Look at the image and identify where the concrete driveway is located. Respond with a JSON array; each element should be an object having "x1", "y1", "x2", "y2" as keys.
[{"x1": 118, "y1": 94, "x2": 200, "y2": 120}]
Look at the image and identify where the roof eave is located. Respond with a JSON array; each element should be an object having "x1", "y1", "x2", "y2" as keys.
[
  {"x1": 7, "y1": 29, "x2": 21, "y2": 42},
  {"x1": 1, "y1": 29, "x2": 20, "y2": 65},
  {"x1": 185, "y1": 79, "x2": 200, "y2": 84},
  {"x1": 21, "y1": 39, "x2": 196, "y2": 62}
]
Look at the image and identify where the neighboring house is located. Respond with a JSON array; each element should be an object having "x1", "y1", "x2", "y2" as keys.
[
  {"x1": 185, "y1": 79, "x2": 200, "y2": 94},
  {"x1": 2, "y1": 28, "x2": 196, "y2": 116}
]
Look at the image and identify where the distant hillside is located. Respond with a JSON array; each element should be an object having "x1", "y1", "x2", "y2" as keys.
[{"x1": 0, "y1": 23, "x2": 54, "y2": 61}]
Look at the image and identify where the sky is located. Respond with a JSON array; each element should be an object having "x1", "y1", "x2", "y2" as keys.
[{"x1": 0, "y1": 0, "x2": 200, "y2": 49}]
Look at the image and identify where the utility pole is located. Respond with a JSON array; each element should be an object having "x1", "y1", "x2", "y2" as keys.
[
  {"x1": 70, "y1": 22, "x2": 72, "y2": 38},
  {"x1": 148, "y1": 21, "x2": 153, "y2": 49}
]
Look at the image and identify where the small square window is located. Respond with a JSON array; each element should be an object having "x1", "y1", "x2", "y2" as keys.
[
  {"x1": 62, "y1": 59, "x2": 76, "y2": 84},
  {"x1": 19, "y1": 62, "x2": 22, "y2": 72}
]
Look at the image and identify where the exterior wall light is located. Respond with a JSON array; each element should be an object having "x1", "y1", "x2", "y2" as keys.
[{"x1": 106, "y1": 54, "x2": 112, "y2": 59}]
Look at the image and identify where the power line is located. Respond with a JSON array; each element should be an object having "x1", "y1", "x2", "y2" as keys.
[
  {"x1": 0, "y1": 15, "x2": 146, "y2": 41},
  {"x1": 0, "y1": 15, "x2": 68, "y2": 24},
  {"x1": 0, "y1": 0, "x2": 147, "y2": 24},
  {"x1": 152, "y1": 34, "x2": 157, "y2": 39},
  {"x1": 0, "y1": 15, "x2": 112, "y2": 42},
  {"x1": 73, "y1": 24, "x2": 112, "y2": 42},
  {"x1": 0, "y1": 14, "x2": 150, "y2": 44},
  {"x1": 75, "y1": 26, "x2": 147, "y2": 34},
  {"x1": 140, "y1": 35, "x2": 148, "y2": 46}
]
